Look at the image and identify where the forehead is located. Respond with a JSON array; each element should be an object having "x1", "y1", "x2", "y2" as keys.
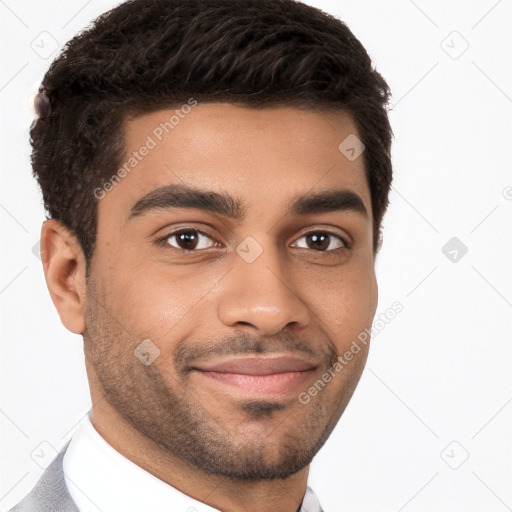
[{"x1": 104, "y1": 103, "x2": 371, "y2": 219}]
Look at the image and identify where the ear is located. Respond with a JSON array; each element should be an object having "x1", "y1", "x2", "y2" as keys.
[{"x1": 40, "y1": 219, "x2": 87, "y2": 334}]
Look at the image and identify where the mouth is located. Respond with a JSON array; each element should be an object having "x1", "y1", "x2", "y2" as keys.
[{"x1": 191, "y1": 355, "x2": 318, "y2": 397}]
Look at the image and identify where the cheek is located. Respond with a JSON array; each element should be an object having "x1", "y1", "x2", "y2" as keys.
[
  {"x1": 306, "y1": 265, "x2": 376, "y2": 350},
  {"x1": 99, "y1": 258, "x2": 221, "y2": 341}
]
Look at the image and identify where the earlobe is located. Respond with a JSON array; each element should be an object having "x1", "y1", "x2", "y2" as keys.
[{"x1": 40, "y1": 219, "x2": 87, "y2": 335}]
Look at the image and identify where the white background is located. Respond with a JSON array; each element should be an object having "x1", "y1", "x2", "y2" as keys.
[{"x1": 1, "y1": 1, "x2": 511, "y2": 510}]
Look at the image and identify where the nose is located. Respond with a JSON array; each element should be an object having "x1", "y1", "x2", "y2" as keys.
[{"x1": 216, "y1": 239, "x2": 311, "y2": 336}]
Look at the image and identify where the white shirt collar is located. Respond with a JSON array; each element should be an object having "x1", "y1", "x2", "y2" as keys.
[{"x1": 62, "y1": 414, "x2": 323, "y2": 512}]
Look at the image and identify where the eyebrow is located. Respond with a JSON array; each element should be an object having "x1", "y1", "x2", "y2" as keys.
[{"x1": 128, "y1": 183, "x2": 368, "y2": 221}]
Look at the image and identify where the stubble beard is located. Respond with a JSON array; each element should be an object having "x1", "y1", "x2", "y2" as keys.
[{"x1": 83, "y1": 284, "x2": 365, "y2": 481}]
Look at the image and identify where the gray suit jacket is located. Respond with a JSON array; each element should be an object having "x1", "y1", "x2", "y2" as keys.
[{"x1": 9, "y1": 441, "x2": 79, "y2": 512}]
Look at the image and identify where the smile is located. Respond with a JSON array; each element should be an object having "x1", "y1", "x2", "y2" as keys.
[{"x1": 191, "y1": 355, "x2": 318, "y2": 397}]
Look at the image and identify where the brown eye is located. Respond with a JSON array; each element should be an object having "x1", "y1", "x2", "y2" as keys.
[
  {"x1": 164, "y1": 229, "x2": 217, "y2": 251},
  {"x1": 293, "y1": 232, "x2": 347, "y2": 252}
]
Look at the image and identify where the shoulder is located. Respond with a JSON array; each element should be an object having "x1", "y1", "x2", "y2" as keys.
[{"x1": 8, "y1": 442, "x2": 79, "y2": 512}]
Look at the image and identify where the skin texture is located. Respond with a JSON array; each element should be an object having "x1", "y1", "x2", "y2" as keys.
[{"x1": 41, "y1": 104, "x2": 378, "y2": 512}]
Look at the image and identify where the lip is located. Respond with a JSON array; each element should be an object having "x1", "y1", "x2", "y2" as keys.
[
  {"x1": 192, "y1": 355, "x2": 317, "y2": 375},
  {"x1": 191, "y1": 356, "x2": 318, "y2": 396}
]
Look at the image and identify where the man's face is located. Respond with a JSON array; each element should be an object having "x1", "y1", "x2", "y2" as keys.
[{"x1": 84, "y1": 104, "x2": 378, "y2": 480}]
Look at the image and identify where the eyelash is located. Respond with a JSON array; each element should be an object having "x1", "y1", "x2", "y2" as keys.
[{"x1": 155, "y1": 228, "x2": 352, "y2": 255}]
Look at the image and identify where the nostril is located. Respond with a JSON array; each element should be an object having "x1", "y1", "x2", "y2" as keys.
[{"x1": 236, "y1": 321, "x2": 255, "y2": 328}]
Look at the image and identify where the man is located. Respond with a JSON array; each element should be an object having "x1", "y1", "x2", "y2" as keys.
[{"x1": 11, "y1": 0, "x2": 392, "y2": 510}]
